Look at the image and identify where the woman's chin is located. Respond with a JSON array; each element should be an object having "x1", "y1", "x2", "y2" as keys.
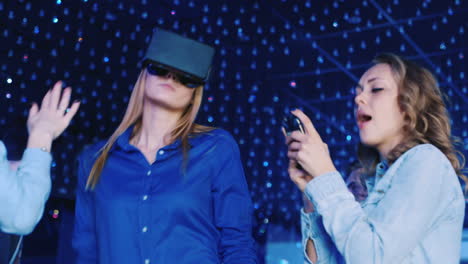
[
  {"x1": 359, "y1": 137, "x2": 379, "y2": 148},
  {"x1": 144, "y1": 97, "x2": 188, "y2": 112}
]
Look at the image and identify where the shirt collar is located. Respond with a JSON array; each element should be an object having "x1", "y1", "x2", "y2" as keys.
[
  {"x1": 115, "y1": 126, "x2": 135, "y2": 152},
  {"x1": 375, "y1": 160, "x2": 388, "y2": 178},
  {"x1": 114, "y1": 125, "x2": 188, "y2": 152}
]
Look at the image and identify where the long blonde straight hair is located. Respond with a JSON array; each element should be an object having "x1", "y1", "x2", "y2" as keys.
[{"x1": 85, "y1": 69, "x2": 213, "y2": 190}]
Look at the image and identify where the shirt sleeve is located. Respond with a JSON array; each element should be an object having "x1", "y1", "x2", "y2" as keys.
[
  {"x1": 304, "y1": 145, "x2": 453, "y2": 264},
  {"x1": 211, "y1": 132, "x2": 257, "y2": 263},
  {"x1": 301, "y1": 209, "x2": 341, "y2": 264},
  {"x1": 72, "y1": 150, "x2": 98, "y2": 263},
  {"x1": 0, "y1": 141, "x2": 52, "y2": 235}
]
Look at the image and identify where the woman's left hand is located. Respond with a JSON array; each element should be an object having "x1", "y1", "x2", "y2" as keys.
[
  {"x1": 286, "y1": 109, "x2": 337, "y2": 186},
  {"x1": 26, "y1": 81, "x2": 80, "y2": 150}
]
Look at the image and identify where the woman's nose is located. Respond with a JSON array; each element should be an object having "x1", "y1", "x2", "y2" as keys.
[
  {"x1": 354, "y1": 92, "x2": 366, "y2": 106},
  {"x1": 165, "y1": 71, "x2": 177, "y2": 81}
]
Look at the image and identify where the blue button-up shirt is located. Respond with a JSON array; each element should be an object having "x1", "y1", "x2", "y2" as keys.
[
  {"x1": 72, "y1": 127, "x2": 257, "y2": 264},
  {"x1": 301, "y1": 144, "x2": 465, "y2": 264},
  {"x1": 0, "y1": 141, "x2": 52, "y2": 235}
]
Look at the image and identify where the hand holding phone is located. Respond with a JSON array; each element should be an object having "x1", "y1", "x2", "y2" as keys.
[
  {"x1": 282, "y1": 113, "x2": 305, "y2": 170},
  {"x1": 282, "y1": 113, "x2": 305, "y2": 135}
]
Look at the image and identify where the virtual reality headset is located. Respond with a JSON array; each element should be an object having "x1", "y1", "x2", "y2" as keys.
[{"x1": 142, "y1": 28, "x2": 215, "y2": 85}]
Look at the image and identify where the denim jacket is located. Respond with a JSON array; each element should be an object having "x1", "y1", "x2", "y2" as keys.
[
  {"x1": 0, "y1": 141, "x2": 52, "y2": 235},
  {"x1": 301, "y1": 144, "x2": 465, "y2": 264}
]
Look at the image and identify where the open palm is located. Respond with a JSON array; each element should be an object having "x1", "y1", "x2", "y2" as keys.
[{"x1": 27, "y1": 81, "x2": 80, "y2": 140}]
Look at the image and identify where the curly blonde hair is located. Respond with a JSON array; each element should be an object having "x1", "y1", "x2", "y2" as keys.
[{"x1": 358, "y1": 53, "x2": 467, "y2": 186}]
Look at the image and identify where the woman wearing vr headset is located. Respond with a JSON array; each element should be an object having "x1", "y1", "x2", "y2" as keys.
[
  {"x1": 284, "y1": 53, "x2": 466, "y2": 263},
  {"x1": 72, "y1": 29, "x2": 257, "y2": 264}
]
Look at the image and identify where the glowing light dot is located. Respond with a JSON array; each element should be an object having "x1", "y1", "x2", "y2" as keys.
[
  {"x1": 52, "y1": 209, "x2": 59, "y2": 219},
  {"x1": 6, "y1": 78, "x2": 12, "y2": 84},
  {"x1": 290, "y1": 81, "x2": 296, "y2": 88}
]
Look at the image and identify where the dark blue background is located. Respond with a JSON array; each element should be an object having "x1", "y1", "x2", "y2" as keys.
[{"x1": 0, "y1": 0, "x2": 467, "y2": 262}]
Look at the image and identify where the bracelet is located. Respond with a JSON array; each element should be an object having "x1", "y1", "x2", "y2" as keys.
[{"x1": 40, "y1": 146, "x2": 50, "y2": 153}]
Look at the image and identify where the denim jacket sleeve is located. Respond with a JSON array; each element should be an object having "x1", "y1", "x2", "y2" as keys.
[
  {"x1": 72, "y1": 150, "x2": 98, "y2": 263},
  {"x1": 301, "y1": 209, "x2": 341, "y2": 264},
  {"x1": 0, "y1": 141, "x2": 52, "y2": 235},
  {"x1": 304, "y1": 144, "x2": 454, "y2": 264}
]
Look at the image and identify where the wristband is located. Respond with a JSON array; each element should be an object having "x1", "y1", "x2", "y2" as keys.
[{"x1": 40, "y1": 146, "x2": 50, "y2": 153}]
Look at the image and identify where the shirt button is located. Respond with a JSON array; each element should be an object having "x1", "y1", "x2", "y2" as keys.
[
  {"x1": 146, "y1": 170, "x2": 151, "y2": 176},
  {"x1": 142, "y1": 195, "x2": 148, "y2": 201},
  {"x1": 142, "y1": 226, "x2": 148, "y2": 233},
  {"x1": 145, "y1": 259, "x2": 150, "y2": 264},
  {"x1": 158, "y1": 150, "x2": 165, "y2": 155}
]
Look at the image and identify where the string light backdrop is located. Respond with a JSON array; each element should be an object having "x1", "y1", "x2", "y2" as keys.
[{"x1": 1, "y1": 0, "x2": 467, "y2": 249}]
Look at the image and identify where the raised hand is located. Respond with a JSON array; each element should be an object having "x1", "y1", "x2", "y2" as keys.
[{"x1": 27, "y1": 81, "x2": 80, "y2": 151}]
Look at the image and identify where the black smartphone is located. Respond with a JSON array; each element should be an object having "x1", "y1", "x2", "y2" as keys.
[
  {"x1": 282, "y1": 113, "x2": 305, "y2": 170},
  {"x1": 282, "y1": 114, "x2": 305, "y2": 135}
]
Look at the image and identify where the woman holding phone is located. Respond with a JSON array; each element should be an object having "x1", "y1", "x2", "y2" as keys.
[{"x1": 285, "y1": 53, "x2": 466, "y2": 264}]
